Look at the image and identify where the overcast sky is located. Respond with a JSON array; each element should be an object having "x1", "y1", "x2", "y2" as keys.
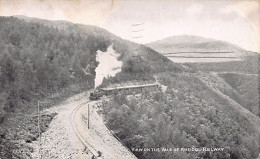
[{"x1": 0, "y1": 0, "x2": 259, "y2": 52}]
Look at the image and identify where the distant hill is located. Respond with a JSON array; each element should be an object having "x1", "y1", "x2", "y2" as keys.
[{"x1": 146, "y1": 35, "x2": 244, "y2": 54}]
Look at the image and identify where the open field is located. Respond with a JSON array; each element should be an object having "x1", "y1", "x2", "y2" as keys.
[
  {"x1": 167, "y1": 56, "x2": 241, "y2": 63},
  {"x1": 164, "y1": 52, "x2": 242, "y2": 63}
]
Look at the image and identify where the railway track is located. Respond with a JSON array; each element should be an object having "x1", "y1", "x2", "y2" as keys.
[
  {"x1": 69, "y1": 100, "x2": 104, "y2": 158},
  {"x1": 69, "y1": 97, "x2": 137, "y2": 159}
]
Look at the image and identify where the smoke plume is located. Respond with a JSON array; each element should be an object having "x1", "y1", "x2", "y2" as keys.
[{"x1": 94, "y1": 44, "x2": 122, "y2": 88}]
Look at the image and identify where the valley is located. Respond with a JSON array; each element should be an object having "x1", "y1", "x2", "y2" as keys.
[{"x1": 0, "y1": 16, "x2": 259, "y2": 159}]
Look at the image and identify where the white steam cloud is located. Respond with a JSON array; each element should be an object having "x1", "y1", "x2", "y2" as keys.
[{"x1": 94, "y1": 45, "x2": 122, "y2": 88}]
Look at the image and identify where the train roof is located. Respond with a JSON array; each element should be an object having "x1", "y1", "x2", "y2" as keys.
[{"x1": 100, "y1": 83, "x2": 159, "y2": 91}]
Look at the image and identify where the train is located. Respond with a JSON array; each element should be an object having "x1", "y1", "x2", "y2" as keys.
[{"x1": 89, "y1": 83, "x2": 159, "y2": 100}]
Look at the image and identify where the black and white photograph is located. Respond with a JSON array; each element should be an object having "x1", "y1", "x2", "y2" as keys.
[{"x1": 0, "y1": 0, "x2": 259, "y2": 158}]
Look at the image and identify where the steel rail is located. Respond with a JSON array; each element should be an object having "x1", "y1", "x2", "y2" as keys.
[{"x1": 69, "y1": 101, "x2": 104, "y2": 159}]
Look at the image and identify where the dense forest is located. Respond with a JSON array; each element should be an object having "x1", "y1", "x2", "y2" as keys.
[
  {"x1": 0, "y1": 17, "x2": 106, "y2": 122},
  {"x1": 100, "y1": 72, "x2": 260, "y2": 159},
  {"x1": 0, "y1": 16, "x2": 182, "y2": 122},
  {"x1": 0, "y1": 16, "x2": 184, "y2": 158}
]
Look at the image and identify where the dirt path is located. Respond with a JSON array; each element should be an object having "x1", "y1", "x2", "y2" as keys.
[
  {"x1": 31, "y1": 93, "x2": 93, "y2": 159},
  {"x1": 31, "y1": 92, "x2": 137, "y2": 159}
]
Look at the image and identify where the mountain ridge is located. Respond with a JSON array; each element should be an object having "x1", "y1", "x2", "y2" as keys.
[{"x1": 146, "y1": 35, "x2": 245, "y2": 53}]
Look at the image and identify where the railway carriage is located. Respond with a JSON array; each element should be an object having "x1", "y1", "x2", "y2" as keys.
[{"x1": 89, "y1": 83, "x2": 159, "y2": 100}]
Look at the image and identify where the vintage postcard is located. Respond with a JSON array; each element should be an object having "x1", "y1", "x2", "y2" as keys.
[{"x1": 0, "y1": 0, "x2": 259, "y2": 159}]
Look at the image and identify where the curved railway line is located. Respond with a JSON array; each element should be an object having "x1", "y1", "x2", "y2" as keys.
[
  {"x1": 70, "y1": 101, "x2": 103, "y2": 158},
  {"x1": 69, "y1": 97, "x2": 137, "y2": 159}
]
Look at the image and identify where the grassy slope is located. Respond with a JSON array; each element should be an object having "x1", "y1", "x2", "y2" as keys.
[
  {"x1": 218, "y1": 72, "x2": 259, "y2": 116},
  {"x1": 184, "y1": 53, "x2": 259, "y2": 116}
]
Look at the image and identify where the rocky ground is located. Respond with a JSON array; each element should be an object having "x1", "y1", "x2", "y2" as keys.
[
  {"x1": 0, "y1": 106, "x2": 57, "y2": 158},
  {"x1": 30, "y1": 93, "x2": 93, "y2": 159},
  {"x1": 30, "y1": 92, "x2": 136, "y2": 159},
  {"x1": 1, "y1": 90, "x2": 138, "y2": 159}
]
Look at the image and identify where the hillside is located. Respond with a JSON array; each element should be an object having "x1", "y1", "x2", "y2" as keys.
[
  {"x1": 0, "y1": 16, "x2": 259, "y2": 159},
  {"x1": 0, "y1": 16, "x2": 183, "y2": 158},
  {"x1": 0, "y1": 16, "x2": 182, "y2": 120},
  {"x1": 146, "y1": 34, "x2": 259, "y2": 116},
  {"x1": 100, "y1": 36, "x2": 260, "y2": 159},
  {"x1": 100, "y1": 71, "x2": 260, "y2": 159},
  {"x1": 146, "y1": 35, "x2": 253, "y2": 63},
  {"x1": 146, "y1": 35, "x2": 243, "y2": 53}
]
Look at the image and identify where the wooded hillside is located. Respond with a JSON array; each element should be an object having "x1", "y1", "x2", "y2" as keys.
[
  {"x1": 101, "y1": 72, "x2": 260, "y2": 159},
  {"x1": 0, "y1": 16, "x2": 183, "y2": 123},
  {"x1": 0, "y1": 17, "x2": 102, "y2": 121}
]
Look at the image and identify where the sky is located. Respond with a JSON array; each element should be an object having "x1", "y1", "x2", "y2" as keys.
[{"x1": 0, "y1": 0, "x2": 259, "y2": 52}]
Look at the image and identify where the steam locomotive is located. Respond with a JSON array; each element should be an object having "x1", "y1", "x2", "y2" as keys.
[{"x1": 89, "y1": 83, "x2": 159, "y2": 100}]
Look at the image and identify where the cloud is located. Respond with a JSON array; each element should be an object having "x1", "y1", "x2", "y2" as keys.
[
  {"x1": 219, "y1": 5, "x2": 234, "y2": 15},
  {"x1": 0, "y1": 0, "x2": 259, "y2": 52},
  {"x1": 186, "y1": 4, "x2": 204, "y2": 15},
  {"x1": 0, "y1": 0, "x2": 113, "y2": 25},
  {"x1": 233, "y1": 1, "x2": 260, "y2": 52}
]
